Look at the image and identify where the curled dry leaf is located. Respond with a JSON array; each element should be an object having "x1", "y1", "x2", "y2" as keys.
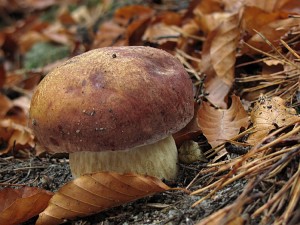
[
  {"x1": 202, "y1": 12, "x2": 241, "y2": 108},
  {"x1": 0, "y1": 94, "x2": 12, "y2": 118},
  {"x1": 36, "y1": 172, "x2": 170, "y2": 225},
  {"x1": 241, "y1": 3, "x2": 300, "y2": 54},
  {"x1": 143, "y1": 23, "x2": 180, "y2": 45},
  {"x1": 0, "y1": 0, "x2": 57, "y2": 12},
  {"x1": 198, "y1": 95, "x2": 249, "y2": 148},
  {"x1": 0, "y1": 187, "x2": 53, "y2": 225},
  {"x1": 244, "y1": 0, "x2": 291, "y2": 12},
  {"x1": 143, "y1": 11, "x2": 182, "y2": 45},
  {"x1": 93, "y1": 5, "x2": 154, "y2": 48},
  {"x1": 0, "y1": 62, "x2": 5, "y2": 88},
  {"x1": 0, "y1": 119, "x2": 35, "y2": 155},
  {"x1": 247, "y1": 95, "x2": 300, "y2": 145}
]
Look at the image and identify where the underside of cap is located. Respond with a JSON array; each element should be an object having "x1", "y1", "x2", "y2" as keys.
[{"x1": 29, "y1": 46, "x2": 194, "y2": 153}]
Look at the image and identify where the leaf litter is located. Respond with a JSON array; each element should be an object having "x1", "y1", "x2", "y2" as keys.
[{"x1": 0, "y1": 0, "x2": 300, "y2": 224}]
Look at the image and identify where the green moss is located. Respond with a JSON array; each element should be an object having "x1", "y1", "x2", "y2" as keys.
[
  {"x1": 24, "y1": 42, "x2": 70, "y2": 69},
  {"x1": 39, "y1": 5, "x2": 59, "y2": 22}
]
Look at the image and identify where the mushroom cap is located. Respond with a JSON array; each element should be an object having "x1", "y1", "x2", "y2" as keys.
[{"x1": 29, "y1": 46, "x2": 194, "y2": 153}]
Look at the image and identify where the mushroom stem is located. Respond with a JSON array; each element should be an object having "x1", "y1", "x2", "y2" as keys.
[{"x1": 69, "y1": 135, "x2": 178, "y2": 180}]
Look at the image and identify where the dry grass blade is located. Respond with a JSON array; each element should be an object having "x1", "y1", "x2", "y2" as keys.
[
  {"x1": 195, "y1": 203, "x2": 245, "y2": 225},
  {"x1": 191, "y1": 119, "x2": 300, "y2": 224},
  {"x1": 36, "y1": 172, "x2": 170, "y2": 225},
  {"x1": 237, "y1": 31, "x2": 300, "y2": 101},
  {"x1": 281, "y1": 168, "x2": 300, "y2": 224},
  {"x1": 190, "y1": 126, "x2": 299, "y2": 196},
  {"x1": 252, "y1": 163, "x2": 300, "y2": 218}
]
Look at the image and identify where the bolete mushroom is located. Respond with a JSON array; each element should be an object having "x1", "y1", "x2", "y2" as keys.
[{"x1": 29, "y1": 46, "x2": 194, "y2": 180}]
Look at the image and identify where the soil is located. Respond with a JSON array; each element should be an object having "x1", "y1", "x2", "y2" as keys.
[{"x1": 0, "y1": 154, "x2": 247, "y2": 225}]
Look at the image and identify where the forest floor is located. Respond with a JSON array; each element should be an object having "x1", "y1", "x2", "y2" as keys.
[{"x1": 1, "y1": 155, "x2": 249, "y2": 225}]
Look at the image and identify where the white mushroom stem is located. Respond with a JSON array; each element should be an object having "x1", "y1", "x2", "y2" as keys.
[{"x1": 69, "y1": 135, "x2": 178, "y2": 180}]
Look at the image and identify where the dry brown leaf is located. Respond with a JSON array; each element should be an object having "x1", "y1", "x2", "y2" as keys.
[
  {"x1": 42, "y1": 22, "x2": 73, "y2": 46},
  {"x1": 247, "y1": 95, "x2": 300, "y2": 144},
  {"x1": 241, "y1": 4, "x2": 300, "y2": 54},
  {"x1": 142, "y1": 23, "x2": 180, "y2": 45},
  {"x1": 142, "y1": 11, "x2": 183, "y2": 45},
  {"x1": 18, "y1": 30, "x2": 48, "y2": 53},
  {"x1": 241, "y1": 6, "x2": 286, "y2": 38},
  {"x1": 281, "y1": 0, "x2": 300, "y2": 14},
  {"x1": 202, "y1": 12, "x2": 241, "y2": 108},
  {"x1": 0, "y1": 94, "x2": 12, "y2": 118},
  {"x1": 244, "y1": 0, "x2": 291, "y2": 12},
  {"x1": 0, "y1": 0, "x2": 58, "y2": 12},
  {"x1": 36, "y1": 172, "x2": 170, "y2": 225},
  {"x1": 0, "y1": 62, "x2": 5, "y2": 88},
  {"x1": 245, "y1": 18, "x2": 299, "y2": 54},
  {"x1": 93, "y1": 5, "x2": 153, "y2": 48},
  {"x1": 0, "y1": 186, "x2": 53, "y2": 225},
  {"x1": 204, "y1": 76, "x2": 232, "y2": 109},
  {"x1": 92, "y1": 21, "x2": 126, "y2": 48},
  {"x1": 0, "y1": 119, "x2": 35, "y2": 155},
  {"x1": 198, "y1": 95, "x2": 249, "y2": 148}
]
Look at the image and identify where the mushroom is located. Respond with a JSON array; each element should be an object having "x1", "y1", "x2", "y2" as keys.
[{"x1": 29, "y1": 46, "x2": 194, "y2": 180}]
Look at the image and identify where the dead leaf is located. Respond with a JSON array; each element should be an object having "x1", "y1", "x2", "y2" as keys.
[
  {"x1": 0, "y1": 186, "x2": 53, "y2": 225},
  {"x1": 247, "y1": 95, "x2": 300, "y2": 144},
  {"x1": 18, "y1": 30, "x2": 48, "y2": 54},
  {"x1": 36, "y1": 172, "x2": 170, "y2": 225},
  {"x1": 143, "y1": 23, "x2": 180, "y2": 45},
  {"x1": 93, "y1": 5, "x2": 154, "y2": 48},
  {"x1": 0, "y1": 119, "x2": 35, "y2": 155},
  {"x1": 244, "y1": 0, "x2": 291, "y2": 12},
  {"x1": 0, "y1": 0, "x2": 57, "y2": 12},
  {"x1": 202, "y1": 12, "x2": 241, "y2": 108},
  {"x1": 0, "y1": 62, "x2": 5, "y2": 88},
  {"x1": 142, "y1": 11, "x2": 182, "y2": 45},
  {"x1": 92, "y1": 20, "x2": 127, "y2": 48},
  {"x1": 245, "y1": 18, "x2": 299, "y2": 54},
  {"x1": 198, "y1": 95, "x2": 249, "y2": 148},
  {"x1": 241, "y1": 4, "x2": 300, "y2": 54},
  {"x1": 241, "y1": 6, "x2": 286, "y2": 38},
  {"x1": 204, "y1": 76, "x2": 232, "y2": 109},
  {"x1": 173, "y1": 103, "x2": 202, "y2": 146},
  {"x1": 0, "y1": 94, "x2": 12, "y2": 118}
]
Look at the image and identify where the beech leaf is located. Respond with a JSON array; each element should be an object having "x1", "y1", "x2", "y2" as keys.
[
  {"x1": 0, "y1": 119, "x2": 35, "y2": 155},
  {"x1": 198, "y1": 95, "x2": 249, "y2": 148},
  {"x1": 36, "y1": 172, "x2": 170, "y2": 225},
  {"x1": 247, "y1": 96, "x2": 300, "y2": 144},
  {"x1": 0, "y1": 187, "x2": 53, "y2": 225},
  {"x1": 244, "y1": 0, "x2": 291, "y2": 12},
  {"x1": 202, "y1": 12, "x2": 241, "y2": 108},
  {"x1": 0, "y1": 94, "x2": 12, "y2": 118}
]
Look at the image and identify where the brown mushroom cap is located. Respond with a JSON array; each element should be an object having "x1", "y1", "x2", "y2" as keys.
[{"x1": 29, "y1": 46, "x2": 194, "y2": 153}]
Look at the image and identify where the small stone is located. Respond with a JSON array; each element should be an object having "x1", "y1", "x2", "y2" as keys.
[{"x1": 178, "y1": 140, "x2": 207, "y2": 164}]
